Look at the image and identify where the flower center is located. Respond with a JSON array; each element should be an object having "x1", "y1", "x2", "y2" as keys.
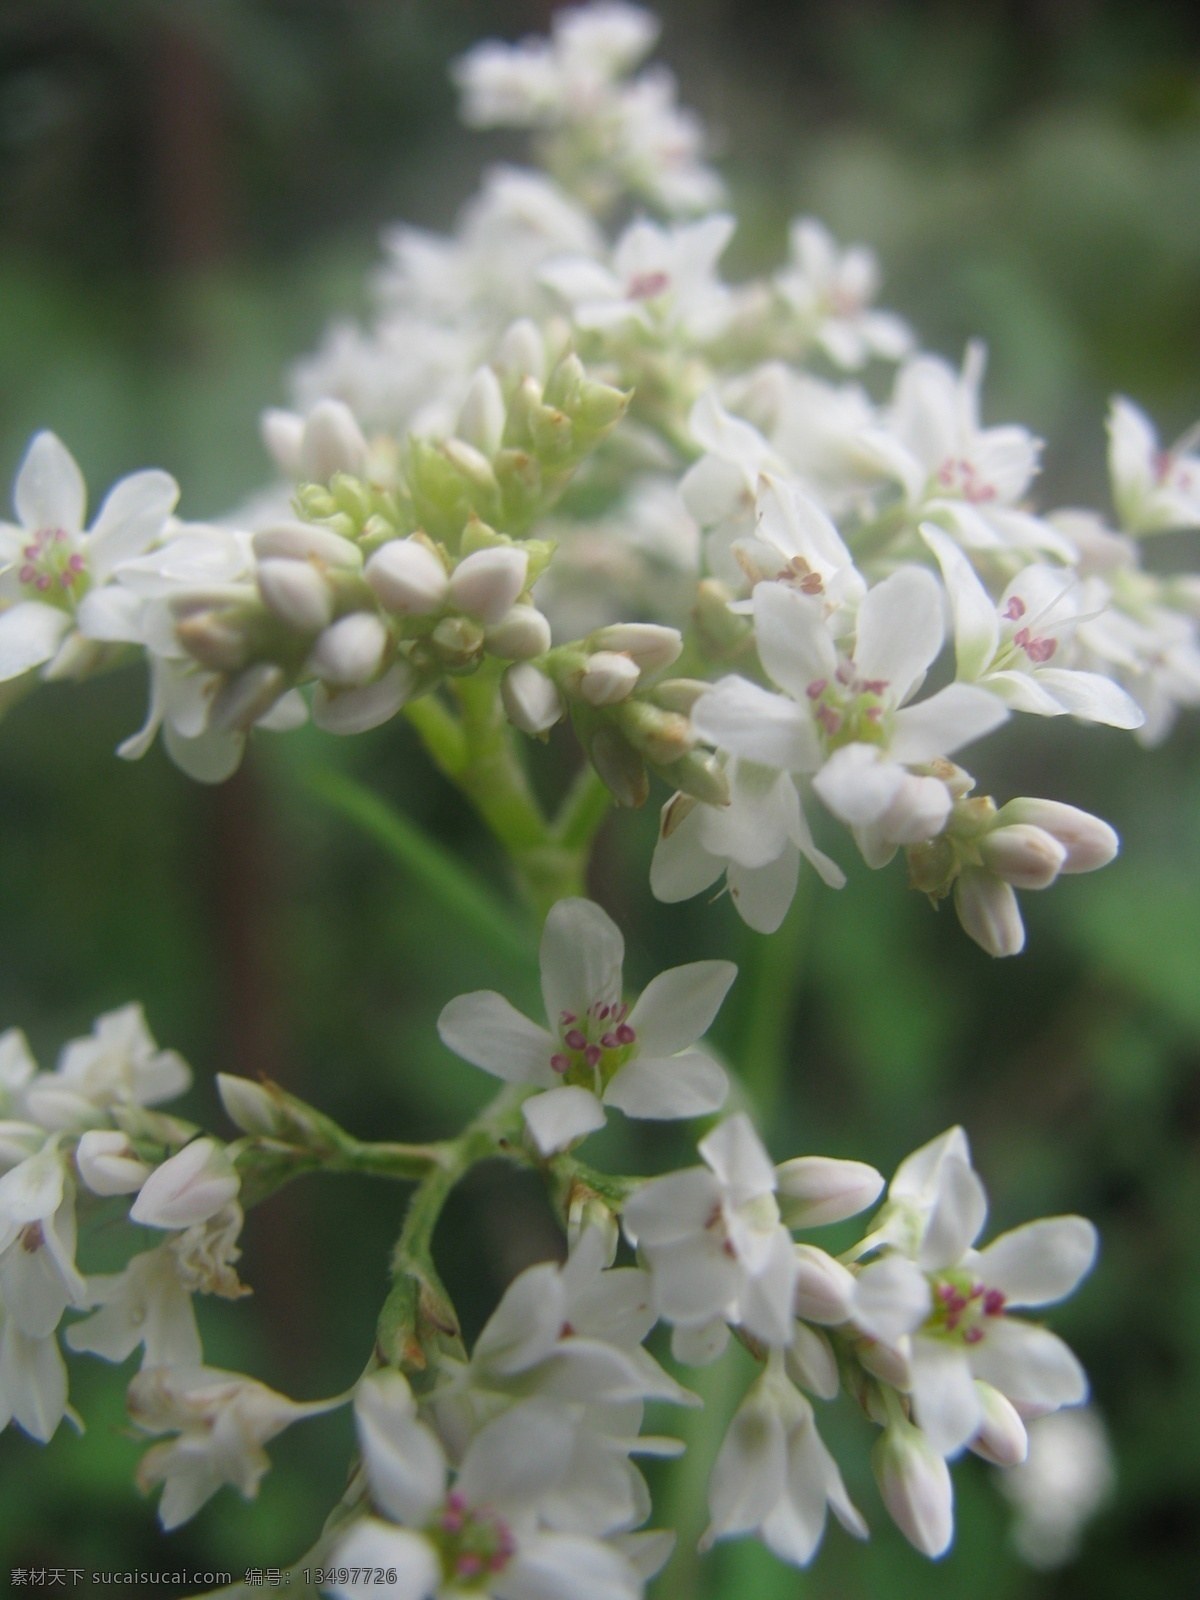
[
  {"x1": 806, "y1": 662, "x2": 889, "y2": 750},
  {"x1": 431, "y1": 1493, "x2": 515, "y2": 1587},
  {"x1": 1001, "y1": 596, "x2": 1057, "y2": 664},
  {"x1": 17, "y1": 527, "x2": 87, "y2": 606},
  {"x1": 925, "y1": 1268, "x2": 1006, "y2": 1345},
  {"x1": 551, "y1": 1001, "x2": 637, "y2": 1093},
  {"x1": 626, "y1": 270, "x2": 671, "y2": 301},
  {"x1": 935, "y1": 457, "x2": 996, "y2": 504}
]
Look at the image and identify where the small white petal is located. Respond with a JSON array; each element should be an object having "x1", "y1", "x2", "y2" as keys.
[
  {"x1": 522, "y1": 1086, "x2": 607, "y2": 1156},
  {"x1": 910, "y1": 1336, "x2": 984, "y2": 1457},
  {"x1": 603, "y1": 1052, "x2": 728, "y2": 1120},
  {"x1": 437, "y1": 992, "x2": 556, "y2": 1086},
  {"x1": 0, "y1": 602, "x2": 71, "y2": 681},
  {"x1": 626, "y1": 960, "x2": 736, "y2": 1057},
  {"x1": 539, "y1": 899, "x2": 624, "y2": 1028},
  {"x1": 889, "y1": 683, "x2": 1009, "y2": 762},
  {"x1": 329, "y1": 1520, "x2": 439, "y2": 1600},
  {"x1": 978, "y1": 1217, "x2": 1098, "y2": 1308},
  {"x1": 13, "y1": 432, "x2": 86, "y2": 535},
  {"x1": 969, "y1": 1318, "x2": 1088, "y2": 1411}
]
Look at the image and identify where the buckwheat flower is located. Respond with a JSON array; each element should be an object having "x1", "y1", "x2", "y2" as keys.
[
  {"x1": 129, "y1": 1138, "x2": 240, "y2": 1231},
  {"x1": 775, "y1": 217, "x2": 912, "y2": 370},
  {"x1": 859, "y1": 1129, "x2": 1098, "y2": 1458},
  {"x1": 693, "y1": 572, "x2": 1007, "y2": 861},
  {"x1": 704, "y1": 1351, "x2": 867, "y2": 1566},
  {"x1": 438, "y1": 898, "x2": 734, "y2": 1156},
  {"x1": 66, "y1": 1245, "x2": 203, "y2": 1370},
  {"x1": 0, "y1": 431, "x2": 178, "y2": 681},
  {"x1": 332, "y1": 1373, "x2": 647, "y2": 1600},
  {"x1": 129, "y1": 1364, "x2": 342, "y2": 1529},
  {"x1": 730, "y1": 475, "x2": 866, "y2": 618},
  {"x1": 0, "y1": 1140, "x2": 86, "y2": 1337},
  {"x1": 22, "y1": 1004, "x2": 190, "y2": 1131},
  {"x1": 857, "y1": 344, "x2": 1074, "y2": 559},
  {"x1": 0, "y1": 1302, "x2": 70, "y2": 1441},
  {"x1": 652, "y1": 758, "x2": 844, "y2": 934},
  {"x1": 679, "y1": 394, "x2": 782, "y2": 578},
  {"x1": 609, "y1": 68, "x2": 725, "y2": 215},
  {"x1": 923, "y1": 524, "x2": 1144, "y2": 728},
  {"x1": 999, "y1": 1406, "x2": 1114, "y2": 1568},
  {"x1": 623, "y1": 1113, "x2": 797, "y2": 1353},
  {"x1": 539, "y1": 214, "x2": 734, "y2": 344},
  {"x1": 1108, "y1": 395, "x2": 1200, "y2": 535}
]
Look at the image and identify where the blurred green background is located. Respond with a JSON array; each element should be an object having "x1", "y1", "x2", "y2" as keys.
[{"x1": 1, "y1": 1, "x2": 1199, "y2": 1595}]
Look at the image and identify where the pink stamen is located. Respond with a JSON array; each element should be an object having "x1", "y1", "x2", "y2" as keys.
[
  {"x1": 19, "y1": 565, "x2": 36, "y2": 584},
  {"x1": 23, "y1": 544, "x2": 39, "y2": 560},
  {"x1": 551, "y1": 1053, "x2": 571, "y2": 1075},
  {"x1": 963, "y1": 1326, "x2": 984, "y2": 1344},
  {"x1": 601, "y1": 1032, "x2": 619, "y2": 1049},
  {"x1": 1003, "y1": 596, "x2": 1026, "y2": 620},
  {"x1": 816, "y1": 705, "x2": 841, "y2": 736},
  {"x1": 1026, "y1": 636, "x2": 1057, "y2": 663},
  {"x1": 584, "y1": 1044, "x2": 602, "y2": 1068},
  {"x1": 560, "y1": 1011, "x2": 576, "y2": 1025},
  {"x1": 35, "y1": 575, "x2": 50, "y2": 591},
  {"x1": 983, "y1": 1288, "x2": 1006, "y2": 1316},
  {"x1": 806, "y1": 678, "x2": 827, "y2": 700},
  {"x1": 456, "y1": 1554, "x2": 482, "y2": 1577},
  {"x1": 68, "y1": 554, "x2": 85, "y2": 573},
  {"x1": 565, "y1": 1029, "x2": 587, "y2": 1051},
  {"x1": 861, "y1": 678, "x2": 889, "y2": 694},
  {"x1": 626, "y1": 270, "x2": 670, "y2": 300},
  {"x1": 615, "y1": 1023, "x2": 636, "y2": 1045}
]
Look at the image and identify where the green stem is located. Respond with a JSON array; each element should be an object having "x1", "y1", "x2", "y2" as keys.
[
  {"x1": 553, "y1": 762, "x2": 613, "y2": 854},
  {"x1": 731, "y1": 871, "x2": 813, "y2": 1121}
]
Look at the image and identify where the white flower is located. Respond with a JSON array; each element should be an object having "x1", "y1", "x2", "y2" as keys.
[
  {"x1": 1108, "y1": 395, "x2": 1200, "y2": 534},
  {"x1": 332, "y1": 1371, "x2": 647, "y2": 1600},
  {"x1": 775, "y1": 217, "x2": 911, "y2": 370},
  {"x1": 0, "y1": 1302, "x2": 70, "y2": 1442},
  {"x1": 0, "y1": 1140, "x2": 86, "y2": 1337},
  {"x1": 22, "y1": 1004, "x2": 190, "y2": 1131},
  {"x1": 622, "y1": 1114, "x2": 797, "y2": 1352},
  {"x1": 0, "y1": 432, "x2": 178, "y2": 681},
  {"x1": 923, "y1": 523, "x2": 1144, "y2": 729},
  {"x1": 704, "y1": 1351, "x2": 867, "y2": 1565},
  {"x1": 65, "y1": 1244, "x2": 203, "y2": 1370},
  {"x1": 438, "y1": 898, "x2": 733, "y2": 1156},
  {"x1": 539, "y1": 215, "x2": 734, "y2": 343},
  {"x1": 129, "y1": 1364, "x2": 340, "y2": 1529},
  {"x1": 651, "y1": 758, "x2": 845, "y2": 935},
  {"x1": 857, "y1": 345, "x2": 1072, "y2": 559},
  {"x1": 693, "y1": 572, "x2": 1007, "y2": 863},
  {"x1": 998, "y1": 1407, "x2": 1114, "y2": 1568},
  {"x1": 856, "y1": 1129, "x2": 1097, "y2": 1458}
]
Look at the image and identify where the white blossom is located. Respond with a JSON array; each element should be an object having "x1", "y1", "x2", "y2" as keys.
[
  {"x1": 438, "y1": 898, "x2": 733, "y2": 1156},
  {"x1": 22, "y1": 1004, "x2": 190, "y2": 1131},
  {"x1": 775, "y1": 217, "x2": 911, "y2": 370},
  {"x1": 1108, "y1": 395, "x2": 1200, "y2": 535}
]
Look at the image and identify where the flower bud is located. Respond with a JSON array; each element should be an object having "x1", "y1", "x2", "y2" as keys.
[
  {"x1": 260, "y1": 407, "x2": 304, "y2": 475},
  {"x1": 252, "y1": 520, "x2": 363, "y2": 569},
  {"x1": 299, "y1": 399, "x2": 368, "y2": 482},
  {"x1": 209, "y1": 664, "x2": 288, "y2": 735},
  {"x1": 441, "y1": 437, "x2": 500, "y2": 499},
  {"x1": 129, "y1": 1137, "x2": 239, "y2": 1229},
  {"x1": 484, "y1": 603, "x2": 552, "y2": 660},
  {"x1": 365, "y1": 538, "x2": 449, "y2": 615},
  {"x1": 617, "y1": 700, "x2": 695, "y2": 764},
  {"x1": 76, "y1": 1129, "x2": 152, "y2": 1196},
  {"x1": 502, "y1": 662, "x2": 564, "y2": 734},
  {"x1": 954, "y1": 868, "x2": 1025, "y2": 957},
  {"x1": 590, "y1": 725, "x2": 649, "y2": 808},
  {"x1": 309, "y1": 612, "x2": 389, "y2": 686},
  {"x1": 449, "y1": 546, "x2": 528, "y2": 624},
  {"x1": 217, "y1": 1074, "x2": 286, "y2": 1138},
  {"x1": 873, "y1": 1421, "x2": 954, "y2": 1558},
  {"x1": 877, "y1": 773, "x2": 952, "y2": 846},
  {"x1": 792, "y1": 1243, "x2": 856, "y2": 1324},
  {"x1": 589, "y1": 624, "x2": 683, "y2": 674},
  {"x1": 969, "y1": 1381, "x2": 1028, "y2": 1467},
  {"x1": 652, "y1": 678, "x2": 712, "y2": 714},
  {"x1": 430, "y1": 615, "x2": 485, "y2": 670},
  {"x1": 579, "y1": 651, "x2": 640, "y2": 706},
  {"x1": 311, "y1": 661, "x2": 412, "y2": 735},
  {"x1": 785, "y1": 1321, "x2": 839, "y2": 1401},
  {"x1": 257, "y1": 558, "x2": 334, "y2": 633},
  {"x1": 993, "y1": 798, "x2": 1119, "y2": 873},
  {"x1": 495, "y1": 319, "x2": 546, "y2": 386},
  {"x1": 776, "y1": 1156, "x2": 885, "y2": 1228},
  {"x1": 979, "y1": 824, "x2": 1067, "y2": 890},
  {"x1": 662, "y1": 753, "x2": 730, "y2": 808},
  {"x1": 173, "y1": 606, "x2": 253, "y2": 673},
  {"x1": 457, "y1": 366, "x2": 507, "y2": 457}
]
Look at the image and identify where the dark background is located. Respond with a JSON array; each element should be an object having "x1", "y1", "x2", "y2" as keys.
[{"x1": 1, "y1": 3, "x2": 1198, "y2": 1596}]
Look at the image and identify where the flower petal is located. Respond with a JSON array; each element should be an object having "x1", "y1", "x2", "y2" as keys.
[
  {"x1": 889, "y1": 683, "x2": 1008, "y2": 762},
  {"x1": 692, "y1": 676, "x2": 820, "y2": 771},
  {"x1": 540, "y1": 899, "x2": 624, "y2": 1029},
  {"x1": 329, "y1": 1521, "x2": 439, "y2": 1600},
  {"x1": 969, "y1": 1318, "x2": 1088, "y2": 1412},
  {"x1": 910, "y1": 1336, "x2": 983, "y2": 1457},
  {"x1": 522, "y1": 1086, "x2": 607, "y2": 1156},
  {"x1": 917, "y1": 1153, "x2": 988, "y2": 1271},
  {"x1": 977, "y1": 1217, "x2": 1098, "y2": 1308},
  {"x1": 727, "y1": 849, "x2": 800, "y2": 933},
  {"x1": 437, "y1": 992, "x2": 556, "y2": 1086},
  {"x1": 751, "y1": 582, "x2": 838, "y2": 701},
  {"x1": 921, "y1": 522, "x2": 1000, "y2": 678},
  {"x1": 627, "y1": 961, "x2": 736, "y2": 1057},
  {"x1": 604, "y1": 1052, "x2": 728, "y2": 1120},
  {"x1": 0, "y1": 602, "x2": 71, "y2": 681},
  {"x1": 86, "y1": 469, "x2": 179, "y2": 582},
  {"x1": 13, "y1": 432, "x2": 85, "y2": 535},
  {"x1": 854, "y1": 566, "x2": 944, "y2": 703}
]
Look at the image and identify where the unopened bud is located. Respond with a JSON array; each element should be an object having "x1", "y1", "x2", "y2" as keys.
[
  {"x1": 309, "y1": 612, "x2": 389, "y2": 686},
  {"x1": 617, "y1": 700, "x2": 695, "y2": 765},
  {"x1": 495, "y1": 319, "x2": 546, "y2": 386},
  {"x1": 873, "y1": 1421, "x2": 954, "y2": 1558},
  {"x1": 311, "y1": 661, "x2": 413, "y2": 735},
  {"x1": 579, "y1": 651, "x2": 640, "y2": 706},
  {"x1": 457, "y1": 366, "x2": 507, "y2": 457},
  {"x1": 954, "y1": 867, "x2": 1025, "y2": 957},
  {"x1": 257, "y1": 559, "x2": 334, "y2": 633},
  {"x1": 252, "y1": 520, "x2": 363, "y2": 569},
  {"x1": 979, "y1": 824, "x2": 1067, "y2": 890},
  {"x1": 260, "y1": 407, "x2": 304, "y2": 475},
  {"x1": 695, "y1": 578, "x2": 752, "y2": 655},
  {"x1": 993, "y1": 798, "x2": 1119, "y2": 873},
  {"x1": 441, "y1": 438, "x2": 500, "y2": 500},
  {"x1": 785, "y1": 1321, "x2": 839, "y2": 1401},
  {"x1": 877, "y1": 773, "x2": 952, "y2": 846},
  {"x1": 76, "y1": 1129, "x2": 152, "y2": 1196},
  {"x1": 969, "y1": 1381, "x2": 1028, "y2": 1466},
  {"x1": 484, "y1": 603, "x2": 552, "y2": 660},
  {"x1": 589, "y1": 623, "x2": 682, "y2": 674},
  {"x1": 449, "y1": 546, "x2": 529, "y2": 624},
  {"x1": 652, "y1": 678, "x2": 711, "y2": 715},
  {"x1": 430, "y1": 615, "x2": 485, "y2": 670},
  {"x1": 217, "y1": 1074, "x2": 285, "y2": 1138},
  {"x1": 129, "y1": 1137, "x2": 239, "y2": 1229},
  {"x1": 366, "y1": 538, "x2": 449, "y2": 615},
  {"x1": 566, "y1": 1195, "x2": 619, "y2": 1264},
  {"x1": 502, "y1": 662, "x2": 564, "y2": 734},
  {"x1": 209, "y1": 664, "x2": 288, "y2": 734},
  {"x1": 174, "y1": 610, "x2": 251, "y2": 673},
  {"x1": 661, "y1": 752, "x2": 730, "y2": 808},
  {"x1": 776, "y1": 1155, "x2": 885, "y2": 1229},
  {"x1": 590, "y1": 726, "x2": 649, "y2": 808},
  {"x1": 907, "y1": 835, "x2": 956, "y2": 896},
  {"x1": 299, "y1": 399, "x2": 368, "y2": 482},
  {"x1": 792, "y1": 1243, "x2": 856, "y2": 1325}
]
